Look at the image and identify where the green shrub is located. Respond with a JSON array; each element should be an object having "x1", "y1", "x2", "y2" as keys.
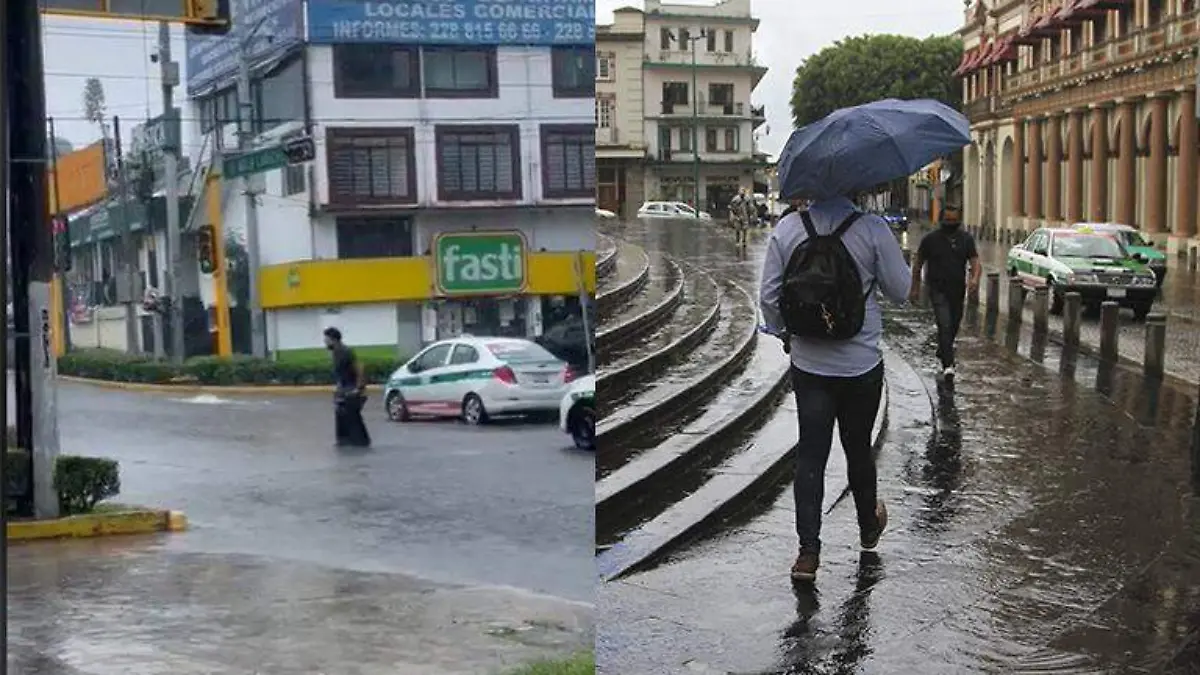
[
  {"x1": 57, "y1": 347, "x2": 405, "y2": 387},
  {"x1": 54, "y1": 455, "x2": 121, "y2": 515}
]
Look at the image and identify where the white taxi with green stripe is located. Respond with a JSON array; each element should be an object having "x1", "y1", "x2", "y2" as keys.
[
  {"x1": 1006, "y1": 226, "x2": 1158, "y2": 319},
  {"x1": 384, "y1": 335, "x2": 576, "y2": 425}
]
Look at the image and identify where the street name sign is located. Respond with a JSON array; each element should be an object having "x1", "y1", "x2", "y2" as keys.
[
  {"x1": 222, "y1": 136, "x2": 315, "y2": 179},
  {"x1": 433, "y1": 231, "x2": 528, "y2": 296}
]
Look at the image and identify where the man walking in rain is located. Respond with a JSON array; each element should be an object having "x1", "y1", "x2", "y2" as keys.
[
  {"x1": 759, "y1": 196, "x2": 911, "y2": 581},
  {"x1": 909, "y1": 205, "x2": 981, "y2": 380},
  {"x1": 325, "y1": 327, "x2": 371, "y2": 448}
]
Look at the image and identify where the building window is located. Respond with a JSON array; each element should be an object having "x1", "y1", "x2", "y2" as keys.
[
  {"x1": 662, "y1": 81, "x2": 688, "y2": 113},
  {"x1": 335, "y1": 216, "x2": 413, "y2": 259},
  {"x1": 597, "y1": 96, "x2": 615, "y2": 128},
  {"x1": 423, "y1": 47, "x2": 497, "y2": 98},
  {"x1": 679, "y1": 28, "x2": 690, "y2": 49},
  {"x1": 551, "y1": 46, "x2": 595, "y2": 98},
  {"x1": 660, "y1": 27, "x2": 672, "y2": 50},
  {"x1": 724, "y1": 30, "x2": 734, "y2": 52},
  {"x1": 326, "y1": 127, "x2": 417, "y2": 206},
  {"x1": 678, "y1": 127, "x2": 693, "y2": 152},
  {"x1": 435, "y1": 125, "x2": 521, "y2": 201},
  {"x1": 283, "y1": 164, "x2": 305, "y2": 196},
  {"x1": 709, "y1": 83, "x2": 734, "y2": 114},
  {"x1": 333, "y1": 44, "x2": 420, "y2": 98},
  {"x1": 597, "y1": 52, "x2": 615, "y2": 81},
  {"x1": 706, "y1": 29, "x2": 716, "y2": 51},
  {"x1": 1093, "y1": 16, "x2": 1108, "y2": 43},
  {"x1": 706, "y1": 127, "x2": 739, "y2": 153},
  {"x1": 540, "y1": 125, "x2": 594, "y2": 199}
]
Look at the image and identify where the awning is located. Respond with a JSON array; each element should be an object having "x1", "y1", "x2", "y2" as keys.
[
  {"x1": 984, "y1": 35, "x2": 1019, "y2": 65},
  {"x1": 953, "y1": 47, "x2": 977, "y2": 76},
  {"x1": 1057, "y1": 0, "x2": 1114, "y2": 25}
]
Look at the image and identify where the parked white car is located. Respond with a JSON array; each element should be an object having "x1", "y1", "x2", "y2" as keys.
[
  {"x1": 637, "y1": 201, "x2": 712, "y2": 220},
  {"x1": 558, "y1": 374, "x2": 595, "y2": 451},
  {"x1": 384, "y1": 336, "x2": 574, "y2": 425}
]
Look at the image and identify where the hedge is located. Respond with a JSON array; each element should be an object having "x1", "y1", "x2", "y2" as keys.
[
  {"x1": 5, "y1": 427, "x2": 122, "y2": 516},
  {"x1": 57, "y1": 348, "x2": 404, "y2": 386}
]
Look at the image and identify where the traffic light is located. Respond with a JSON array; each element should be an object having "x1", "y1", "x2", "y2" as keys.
[
  {"x1": 186, "y1": 0, "x2": 230, "y2": 35},
  {"x1": 197, "y1": 224, "x2": 216, "y2": 275},
  {"x1": 282, "y1": 136, "x2": 316, "y2": 164},
  {"x1": 54, "y1": 217, "x2": 72, "y2": 272}
]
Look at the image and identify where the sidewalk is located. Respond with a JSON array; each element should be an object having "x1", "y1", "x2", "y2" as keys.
[{"x1": 597, "y1": 305, "x2": 1200, "y2": 674}]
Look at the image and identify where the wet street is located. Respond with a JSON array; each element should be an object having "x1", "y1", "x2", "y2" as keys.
[
  {"x1": 596, "y1": 218, "x2": 1200, "y2": 674},
  {"x1": 9, "y1": 381, "x2": 593, "y2": 673}
]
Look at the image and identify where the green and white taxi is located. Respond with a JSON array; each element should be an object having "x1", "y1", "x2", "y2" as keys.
[
  {"x1": 1074, "y1": 222, "x2": 1168, "y2": 287},
  {"x1": 559, "y1": 374, "x2": 595, "y2": 451},
  {"x1": 384, "y1": 336, "x2": 575, "y2": 425},
  {"x1": 1007, "y1": 227, "x2": 1158, "y2": 319}
]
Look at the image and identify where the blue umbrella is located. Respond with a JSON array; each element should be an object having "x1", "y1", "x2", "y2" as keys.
[{"x1": 777, "y1": 98, "x2": 970, "y2": 200}]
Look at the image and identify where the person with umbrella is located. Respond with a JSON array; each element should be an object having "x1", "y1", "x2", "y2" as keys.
[{"x1": 759, "y1": 99, "x2": 970, "y2": 582}]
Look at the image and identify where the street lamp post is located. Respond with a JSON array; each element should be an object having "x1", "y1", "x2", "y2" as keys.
[{"x1": 691, "y1": 31, "x2": 703, "y2": 213}]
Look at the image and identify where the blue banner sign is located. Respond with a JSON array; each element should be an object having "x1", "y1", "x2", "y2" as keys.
[
  {"x1": 185, "y1": 0, "x2": 306, "y2": 95},
  {"x1": 307, "y1": 0, "x2": 595, "y2": 45}
]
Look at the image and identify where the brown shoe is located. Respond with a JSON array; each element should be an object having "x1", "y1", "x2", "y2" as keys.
[
  {"x1": 791, "y1": 551, "x2": 819, "y2": 581},
  {"x1": 860, "y1": 501, "x2": 888, "y2": 550}
]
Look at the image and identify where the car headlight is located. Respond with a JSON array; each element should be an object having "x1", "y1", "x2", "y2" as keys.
[{"x1": 1135, "y1": 275, "x2": 1156, "y2": 286}]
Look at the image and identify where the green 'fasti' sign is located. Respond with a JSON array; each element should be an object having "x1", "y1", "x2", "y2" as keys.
[{"x1": 433, "y1": 231, "x2": 528, "y2": 296}]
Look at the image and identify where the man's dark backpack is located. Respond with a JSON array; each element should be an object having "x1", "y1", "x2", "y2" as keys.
[{"x1": 779, "y1": 211, "x2": 874, "y2": 341}]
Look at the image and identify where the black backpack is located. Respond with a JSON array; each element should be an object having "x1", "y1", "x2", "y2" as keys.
[{"x1": 780, "y1": 210, "x2": 874, "y2": 341}]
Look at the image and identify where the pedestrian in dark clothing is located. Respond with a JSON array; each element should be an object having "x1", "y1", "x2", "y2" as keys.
[
  {"x1": 909, "y1": 206, "x2": 981, "y2": 380},
  {"x1": 324, "y1": 327, "x2": 371, "y2": 447},
  {"x1": 760, "y1": 196, "x2": 912, "y2": 582}
]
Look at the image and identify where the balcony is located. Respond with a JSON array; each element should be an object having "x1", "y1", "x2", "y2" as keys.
[
  {"x1": 658, "y1": 101, "x2": 755, "y2": 118},
  {"x1": 964, "y1": 95, "x2": 1012, "y2": 123},
  {"x1": 1002, "y1": 9, "x2": 1199, "y2": 98},
  {"x1": 596, "y1": 126, "x2": 618, "y2": 145}
]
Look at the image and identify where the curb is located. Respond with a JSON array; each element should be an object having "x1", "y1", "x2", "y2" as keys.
[
  {"x1": 598, "y1": 360, "x2": 890, "y2": 582},
  {"x1": 597, "y1": 280, "x2": 758, "y2": 448},
  {"x1": 597, "y1": 264, "x2": 722, "y2": 403},
  {"x1": 597, "y1": 242, "x2": 651, "y2": 318},
  {"x1": 597, "y1": 258, "x2": 684, "y2": 354},
  {"x1": 8, "y1": 508, "x2": 188, "y2": 541},
  {"x1": 56, "y1": 375, "x2": 384, "y2": 395}
]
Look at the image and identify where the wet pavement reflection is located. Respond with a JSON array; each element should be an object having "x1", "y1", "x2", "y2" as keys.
[{"x1": 597, "y1": 220, "x2": 1200, "y2": 674}]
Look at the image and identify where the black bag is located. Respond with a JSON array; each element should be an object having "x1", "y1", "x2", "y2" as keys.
[{"x1": 780, "y1": 210, "x2": 874, "y2": 341}]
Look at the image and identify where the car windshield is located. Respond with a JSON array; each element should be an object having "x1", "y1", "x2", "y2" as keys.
[
  {"x1": 1052, "y1": 233, "x2": 1125, "y2": 259},
  {"x1": 485, "y1": 340, "x2": 558, "y2": 363},
  {"x1": 1120, "y1": 230, "x2": 1150, "y2": 248},
  {"x1": 675, "y1": 203, "x2": 697, "y2": 215}
]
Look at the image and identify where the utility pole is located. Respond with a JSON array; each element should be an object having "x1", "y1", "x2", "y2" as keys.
[
  {"x1": 48, "y1": 117, "x2": 72, "y2": 356},
  {"x1": 689, "y1": 30, "x2": 704, "y2": 214},
  {"x1": 8, "y1": 0, "x2": 61, "y2": 520},
  {"x1": 238, "y1": 23, "x2": 268, "y2": 358},
  {"x1": 159, "y1": 21, "x2": 186, "y2": 363},
  {"x1": 112, "y1": 117, "x2": 141, "y2": 354},
  {"x1": 1, "y1": 0, "x2": 10, "y2": 663}
]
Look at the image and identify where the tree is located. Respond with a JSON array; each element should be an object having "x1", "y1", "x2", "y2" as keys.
[
  {"x1": 790, "y1": 34, "x2": 963, "y2": 129},
  {"x1": 81, "y1": 77, "x2": 107, "y2": 138}
]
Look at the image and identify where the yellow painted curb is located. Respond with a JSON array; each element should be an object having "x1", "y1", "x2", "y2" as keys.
[
  {"x1": 57, "y1": 375, "x2": 384, "y2": 395},
  {"x1": 7, "y1": 509, "x2": 188, "y2": 541}
]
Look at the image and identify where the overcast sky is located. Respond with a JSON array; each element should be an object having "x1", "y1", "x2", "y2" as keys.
[
  {"x1": 42, "y1": 16, "x2": 192, "y2": 152},
  {"x1": 597, "y1": 0, "x2": 964, "y2": 158}
]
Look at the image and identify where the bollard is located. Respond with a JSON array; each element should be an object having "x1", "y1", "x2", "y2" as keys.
[
  {"x1": 1189, "y1": 245, "x2": 1197, "y2": 272},
  {"x1": 1031, "y1": 286, "x2": 1049, "y2": 336},
  {"x1": 1143, "y1": 313, "x2": 1167, "y2": 380},
  {"x1": 1062, "y1": 292, "x2": 1082, "y2": 348},
  {"x1": 985, "y1": 272, "x2": 1000, "y2": 313},
  {"x1": 1006, "y1": 278, "x2": 1025, "y2": 326},
  {"x1": 1098, "y1": 301, "x2": 1120, "y2": 363}
]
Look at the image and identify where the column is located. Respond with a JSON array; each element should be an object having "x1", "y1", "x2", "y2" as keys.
[
  {"x1": 1046, "y1": 114, "x2": 1063, "y2": 222},
  {"x1": 1115, "y1": 99, "x2": 1137, "y2": 225},
  {"x1": 1089, "y1": 104, "x2": 1109, "y2": 222},
  {"x1": 1175, "y1": 88, "x2": 1197, "y2": 238},
  {"x1": 1012, "y1": 119, "x2": 1026, "y2": 217},
  {"x1": 1066, "y1": 109, "x2": 1085, "y2": 222},
  {"x1": 1146, "y1": 94, "x2": 1168, "y2": 234},
  {"x1": 1027, "y1": 118, "x2": 1043, "y2": 219}
]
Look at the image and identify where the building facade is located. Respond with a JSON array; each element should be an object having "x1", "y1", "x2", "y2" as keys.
[
  {"x1": 596, "y1": 9, "x2": 648, "y2": 219},
  {"x1": 182, "y1": 0, "x2": 596, "y2": 356},
  {"x1": 957, "y1": 0, "x2": 1199, "y2": 254},
  {"x1": 597, "y1": 0, "x2": 767, "y2": 219}
]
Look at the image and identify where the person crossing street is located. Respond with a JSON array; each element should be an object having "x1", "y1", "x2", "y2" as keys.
[{"x1": 909, "y1": 206, "x2": 981, "y2": 380}]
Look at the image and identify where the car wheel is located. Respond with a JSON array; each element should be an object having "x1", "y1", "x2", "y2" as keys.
[
  {"x1": 461, "y1": 393, "x2": 489, "y2": 426},
  {"x1": 570, "y1": 405, "x2": 595, "y2": 451},
  {"x1": 385, "y1": 390, "x2": 410, "y2": 422},
  {"x1": 1048, "y1": 281, "x2": 1064, "y2": 315},
  {"x1": 1132, "y1": 303, "x2": 1152, "y2": 321}
]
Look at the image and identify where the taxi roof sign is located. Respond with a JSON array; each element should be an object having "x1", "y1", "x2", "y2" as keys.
[{"x1": 39, "y1": 0, "x2": 229, "y2": 28}]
